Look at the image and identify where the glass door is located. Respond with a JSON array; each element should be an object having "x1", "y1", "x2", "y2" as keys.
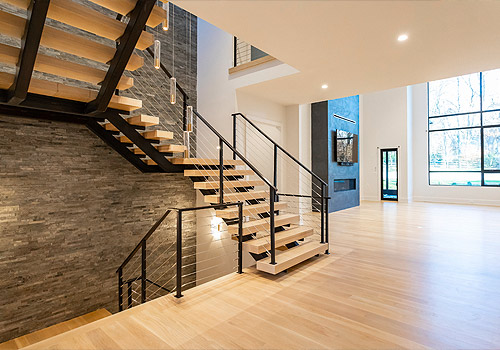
[{"x1": 381, "y1": 148, "x2": 398, "y2": 201}]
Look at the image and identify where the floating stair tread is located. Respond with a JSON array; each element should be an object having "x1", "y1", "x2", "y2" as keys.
[
  {"x1": 0, "y1": 72, "x2": 141, "y2": 112},
  {"x1": 194, "y1": 180, "x2": 265, "y2": 190},
  {"x1": 0, "y1": 10, "x2": 143, "y2": 71},
  {"x1": 256, "y1": 242, "x2": 327, "y2": 275},
  {"x1": 3, "y1": 0, "x2": 154, "y2": 50},
  {"x1": 204, "y1": 190, "x2": 268, "y2": 204},
  {"x1": 227, "y1": 213, "x2": 300, "y2": 235},
  {"x1": 132, "y1": 144, "x2": 186, "y2": 155},
  {"x1": 244, "y1": 227, "x2": 314, "y2": 254},
  {"x1": 215, "y1": 202, "x2": 288, "y2": 219},
  {"x1": 88, "y1": 0, "x2": 167, "y2": 28},
  {"x1": 0, "y1": 309, "x2": 111, "y2": 350},
  {"x1": 0, "y1": 43, "x2": 133, "y2": 90},
  {"x1": 184, "y1": 169, "x2": 254, "y2": 177},
  {"x1": 169, "y1": 158, "x2": 245, "y2": 166},
  {"x1": 142, "y1": 130, "x2": 173, "y2": 141},
  {"x1": 127, "y1": 115, "x2": 159, "y2": 127}
]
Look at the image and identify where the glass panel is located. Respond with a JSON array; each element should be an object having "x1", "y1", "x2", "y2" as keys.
[
  {"x1": 382, "y1": 152, "x2": 387, "y2": 190},
  {"x1": 484, "y1": 127, "x2": 500, "y2": 170},
  {"x1": 428, "y1": 113, "x2": 481, "y2": 130},
  {"x1": 483, "y1": 111, "x2": 500, "y2": 126},
  {"x1": 482, "y1": 68, "x2": 500, "y2": 111},
  {"x1": 429, "y1": 129, "x2": 481, "y2": 171},
  {"x1": 484, "y1": 173, "x2": 500, "y2": 186},
  {"x1": 429, "y1": 172, "x2": 481, "y2": 186},
  {"x1": 387, "y1": 151, "x2": 397, "y2": 190},
  {"x1": 428, "y1": 73, "x2": 480, "y2": 116}
]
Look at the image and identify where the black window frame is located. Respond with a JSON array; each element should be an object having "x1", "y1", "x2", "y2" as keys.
[{"x1": 427, "y1": 71, "x2": 500, "y2": 187}]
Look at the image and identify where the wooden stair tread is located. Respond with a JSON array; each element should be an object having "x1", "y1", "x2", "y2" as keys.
[
  {"x1": 0, "y1": 309, "x2": 111, "y2": 350},
  {"x1": 0, "y1": 43, "x2": 133, "y2": 90},
  {"x1": 204, "y1": 190, "x2": 268, "y2": 204},
  {"x1": 256, "y1": 241, "x2": 327, "y2": 275},
  {"x1": 194, "y1": 180, "x2": 265, "y2": 190},
  {"x1": 88, "y1": 0, "x2": 167, "y2": 28},
  {"x1": 227, "y1": 213, "x2": 299, "y2": 235},
  {"x1": 184, "y1": 169, "x2": 254, "y2": 177},
  {"x1": 0, "y1": 10, "x2": 143, "y2": 71},
  {"x1": 132, "y1": 144, "x2": 186, "y2": 155},
  {"x1": 169, "y1": 158, "x2": 245, "y2": 166},
  {"x1": 0, "y1": 72, "x2": 141, "y2": 112},
  {"x1": 141, "y1": 130, "x2": 173, "y2": 140},
  {"x1": 215, "y1": 202, "x2": 288, "y2": 219},
  {"x1": 243, "y1": 227, "x2": 314, "y2": 254},
  {"x1": 127, "y1": 115, "x2": 159, "y2": 127},
  {"x1": 3, "y1": 0, "x2": 154, "y2": 50}
]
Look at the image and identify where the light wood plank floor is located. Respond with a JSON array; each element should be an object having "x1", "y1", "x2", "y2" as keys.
[{"x1": 22, "y1": 201, "x2": 500, "y2": 349}]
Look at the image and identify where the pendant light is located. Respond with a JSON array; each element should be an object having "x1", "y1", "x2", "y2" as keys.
[
  {"x1": 183, "y1": 130, "x2": 190, "y2": 158},
  {"x1": 162, "y1": 2, "x2": 169, "y2": 31},
  {"x1": 170, "y1": 77, "x2": 176, "y2": 104},
  {"x1": 153, "y1": 39, "x2": 161, "y2": 69},
  {"x1": 186, "y1": 105, "x2": 193, "y2": 132},
  {"x1": 170, "y1": 4, "x2": 176, "y2": 104}
]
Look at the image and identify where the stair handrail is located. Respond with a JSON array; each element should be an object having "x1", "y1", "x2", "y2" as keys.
[{"x1": 231, "y1": 112, "x2": 327, "y2": 186}]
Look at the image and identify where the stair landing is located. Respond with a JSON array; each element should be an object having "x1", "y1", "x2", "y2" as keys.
[{"x1": 0, "y1": 309, "x2": 111, "y2": 350}]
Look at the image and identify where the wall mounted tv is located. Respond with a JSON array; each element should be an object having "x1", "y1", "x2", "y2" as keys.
[{"x1": 335, "y1": 130, "x2": 358, "y2": 165}]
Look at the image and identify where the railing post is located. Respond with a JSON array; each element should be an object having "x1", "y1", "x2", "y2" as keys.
[
  {"x1": 141, "y1": 241, "x2": 146, "y2": 303},
  {"x1": 273, "y1": 144, "x2": 278, "y2": 188},
  {"x1": 233, "y1": 36, "x2": 237, "y2": 67},
  {"x1": 219, "y1": 138, "x2": 224, "y2": 204},
  {"x1": 175, "y1": 210, "x2": 183, "y2": 298},
  {"x1": 325, "y1": 185, "x2": 329, "y2": 254},
  {"x1": 232, "y1": 114, "x2": 237, "y2": 160},
  {"x1": 320, "y1": 183, "x2": 325, "y2": 244},
  {"x1": 237, "y1": 202, "x2": 243, "y2": 274},
  {"x1": 118, "y1": 268, "x2": 123, "y2": 311},
  {"x1": 270, "y1": 187, "x2": 276, "y2": 265}
]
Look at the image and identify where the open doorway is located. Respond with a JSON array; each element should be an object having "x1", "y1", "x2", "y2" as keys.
[{"x1": 381, "y1": 148, "x2": 398, "y2": 201}]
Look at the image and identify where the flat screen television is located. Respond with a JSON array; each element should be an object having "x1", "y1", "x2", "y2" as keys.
[{"x1": 335, "y1": 130, "x2": 358, "y2": 165}]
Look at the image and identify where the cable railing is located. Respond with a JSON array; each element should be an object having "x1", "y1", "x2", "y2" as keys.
[
  {"x1": 233, "y1": 37, "x2": 270, "y2": 67},
  {"x1": 117, "y1": 202, "x2": 244, "y2": 311}
]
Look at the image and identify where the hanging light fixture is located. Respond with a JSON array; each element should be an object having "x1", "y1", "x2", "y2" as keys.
[
  {"x1": 183, "y1": 130, "x2": 190, "y2": 158},
  {"x1": 162, "y1": 2, "x2": 169, "y2": 31},
  {"x1": 170, "y1": 77, "x2": 176, "y2": 104},
  {"x1": 186, "y1": 105, "x2": 193, "y2": 132},
  {"x1": 153, "y1": 39, "x2": 161, "y2": 69}
]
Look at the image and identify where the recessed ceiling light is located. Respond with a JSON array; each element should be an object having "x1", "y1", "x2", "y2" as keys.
[
  {"x1": 398, "y1": 34, "x2": 408, "y2": 42},
  {"x1": 321, "y1": 84, "x2": 328, "y2": 89}
]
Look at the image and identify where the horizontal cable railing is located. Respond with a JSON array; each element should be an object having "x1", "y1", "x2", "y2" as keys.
[
  {"x1": 233, "y1": 37, "x2": 270, "y2": 67},
  {"x1": 117, "y1": 202, "x2": 244, "y2": 311}
]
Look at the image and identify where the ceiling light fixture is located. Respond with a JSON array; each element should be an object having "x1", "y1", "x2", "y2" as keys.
[
  {"x1": 397, "y1": 34, "x2": 408, "y2": 42},
  {"x1": 321, "y1": 84, "x2": 328, "y2": 89}
]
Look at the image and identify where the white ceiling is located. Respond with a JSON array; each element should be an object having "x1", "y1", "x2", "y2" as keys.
[{"x1": 174, "y1": 0, "x2": 500, "y2": 105}]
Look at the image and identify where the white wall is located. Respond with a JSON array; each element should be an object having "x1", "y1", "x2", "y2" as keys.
[
  {"x1": 360, "y1": 87, "x2": 410, "y2": 202},
  {"x1": 360, "y1": 83, "x2": 500, "y2": 206}
]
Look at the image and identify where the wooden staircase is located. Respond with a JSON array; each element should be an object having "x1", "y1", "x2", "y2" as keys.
[
  {"x1": 0, "y1": 0, "x2": 328, "y2": 276},
  {"x1": 0, "y1": 309, "x2": 111, "y2": 350}
]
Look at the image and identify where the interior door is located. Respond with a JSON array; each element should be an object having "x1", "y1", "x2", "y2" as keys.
[{"x1": 381, "y1": 148, "x2": 398, "y2": 201}]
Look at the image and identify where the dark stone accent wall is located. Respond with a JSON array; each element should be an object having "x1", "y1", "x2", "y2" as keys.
[
  {"x1": 312, "y1": 97, "x2": 360, "y2": 212},
  {"x1": 0, "y1": 116, "x2": 196, "y2": 342},
  {"x1": 0, "y1": 1, "x2": 199, "y2": 343}
]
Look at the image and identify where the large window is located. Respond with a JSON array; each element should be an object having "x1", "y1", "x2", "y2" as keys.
[{"x1": 428, "y1": 69, "x2": 500, "y2": 186}]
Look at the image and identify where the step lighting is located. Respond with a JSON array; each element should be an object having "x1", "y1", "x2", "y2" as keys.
[
  {"x1": 211, "y1": 216, "x2": 224, "y2": 240},
  {"x1": 183, "y1": 130, "x2": 190, "y2": 158},
  {"x1": 162, "y1": 2, "x2": 169, "y2": 31},
  {"x1": 170, "y1": 77, "x2": 176, "y2": 104},
  {"x1": 186, "y1": 106, "x2": 193, "y2": 132},
  {"x1": 154, "y1": 40, "x2": 161, "y2": 69}
]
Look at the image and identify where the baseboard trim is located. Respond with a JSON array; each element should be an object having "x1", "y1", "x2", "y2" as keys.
[{"x1": 412, "y1": 196, "x2": 500, "y2": 207}]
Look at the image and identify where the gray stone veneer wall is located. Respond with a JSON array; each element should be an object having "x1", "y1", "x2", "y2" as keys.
[{"x1": 0, "y1": 1, "x2": 198, "y2": 343}]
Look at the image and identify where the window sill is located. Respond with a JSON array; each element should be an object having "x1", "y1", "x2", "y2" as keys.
[{"x1": 229, "y1": 56, "x2": 277, "y2": 75}]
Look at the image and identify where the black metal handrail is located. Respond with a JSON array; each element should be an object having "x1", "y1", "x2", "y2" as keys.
[
  {"x1": 117, "y1": 202, "x2": 244, "y2": 311},
  {"x1": 232, "y1": 112, "x2": 327, "y2": 187}
]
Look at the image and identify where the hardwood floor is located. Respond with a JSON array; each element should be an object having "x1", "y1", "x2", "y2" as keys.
[{"x1": 21, "y1": 201, "x2": 500, "y2": 349}]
